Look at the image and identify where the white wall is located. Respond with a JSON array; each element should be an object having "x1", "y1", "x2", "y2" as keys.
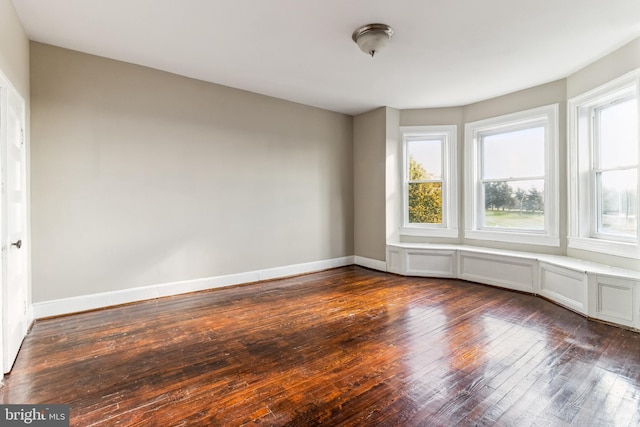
[{"x1": 30, "y1": 43, "x2": 354, "y2": 302}]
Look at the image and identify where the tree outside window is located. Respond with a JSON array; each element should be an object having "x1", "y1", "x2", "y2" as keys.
[{"x1": 407, "y1": 141, "x2": 443, "y2": 224}]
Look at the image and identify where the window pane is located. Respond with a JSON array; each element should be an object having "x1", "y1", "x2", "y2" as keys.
[
  {"x1": 408, "y1": 182, "x2": 442, "y2": 224},
  {"x1": 408, "y1": 139, "x2": 442, "y2": 180},
  {"x1": 598, "y1": 98, "x2": 638, "y2": 169},
  {"x1": 483, "y1": 180, "x2": 544, "y2": 230},
  {"x1": 482, "y1": 127, "x2": 545, "y2": 179},
  {"x1": 598, "y1": 169, "x2": 637, "y2": 237}
]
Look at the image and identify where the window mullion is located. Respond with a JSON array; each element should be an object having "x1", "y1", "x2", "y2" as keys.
[
  {"x1": 480, "y1": 176, "x2": 546, "y2": 183},
  {"x1": 409, "y1": 179, "x2": 443, "y2": 184},
  {"x1": 593, "y1": 165, "x2": 638, "y2": 174}
]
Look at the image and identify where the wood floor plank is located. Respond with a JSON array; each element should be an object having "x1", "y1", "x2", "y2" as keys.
[{"x1": 1, "y1": 266, "x2": 639, "y2": 426}]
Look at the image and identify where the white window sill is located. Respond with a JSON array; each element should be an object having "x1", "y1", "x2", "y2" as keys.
[
  {"x1": 464, "y1": 229, "x2": 560, "y2": 247},
  {"x1": 568, "y1": 237, "x2": 640, "y2": 259},
  {"x1": 400, "y1": 227, "x2": 459, "y2": 238}
]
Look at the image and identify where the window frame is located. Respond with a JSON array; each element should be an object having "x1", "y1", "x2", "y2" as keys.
[
  {"x1": 400, "y1": 125, "x2": 458, "y2": 238},
  {"x1": 568, "y1": 69, "x2": 640, "y2": 258},
  {"x1": 464, "y1": 104, "x2": 560, "y2": 246}
]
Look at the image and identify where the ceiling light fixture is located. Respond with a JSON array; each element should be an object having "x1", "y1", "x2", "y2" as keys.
[{"x1": 352, "y1": 23, "x2": 394, "y2": 57}]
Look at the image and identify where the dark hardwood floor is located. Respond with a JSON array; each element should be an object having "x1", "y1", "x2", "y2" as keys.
[{"x1": 2, "y1": 266, "x2": 640, "y2": 426}]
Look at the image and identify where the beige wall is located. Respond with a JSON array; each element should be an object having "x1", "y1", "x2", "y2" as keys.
[
  {"x1": 463, "y1": 80, "x2": 567, "y2": 124},
  {"x1": 567, "y1": 37, "x2": 640, "y2": 99},
  {"x1": 0, "y1": 0, "x2": 29, "y2": 98},
  {"x1": 352, "y1": 105, "x2": 402, "y2": 261},
  {"x1": 30, "y1": 42, "x2": 353, "y2": 302},
  {"x1": 400, "y1": 107, "x2": 463, "y2": 128},
  {"x1": 353, "y1": 107, "x2": 387, "y2": 261}
]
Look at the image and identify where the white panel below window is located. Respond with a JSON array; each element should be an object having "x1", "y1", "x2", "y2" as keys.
[
  {"x1": 591, "y1": 275, "x2": 636, "y2": 327},
  {"x1": 458, "y1": 252, "x2": 536, "y2": 292},
  {"x1": 387, "y1": 248, "x2": 403, "y2": 274},
  {"x1": 539, "y1": 263, "x2": 587, "y2": 314},
  {"x1": 406, "y1": 250, "x2": 456, "y2": 278}
]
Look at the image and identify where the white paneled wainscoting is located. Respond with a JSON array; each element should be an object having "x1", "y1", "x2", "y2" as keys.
[{"x1": 387, "y1": 243, "x2": 640, "y2": 331}]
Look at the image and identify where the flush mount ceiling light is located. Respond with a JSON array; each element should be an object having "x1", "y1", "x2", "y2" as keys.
[{"x1": 352, "y1": 23, "x2": 394, "y2": 57}]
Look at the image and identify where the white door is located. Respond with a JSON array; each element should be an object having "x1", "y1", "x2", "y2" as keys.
[{"x1": 1, "y1": 84, "x2": 28, "y2": 373}]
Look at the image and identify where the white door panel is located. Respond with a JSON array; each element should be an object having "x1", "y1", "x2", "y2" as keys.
[{"x1": 1, "y1": 82, "x2": 28, "y2": 374}]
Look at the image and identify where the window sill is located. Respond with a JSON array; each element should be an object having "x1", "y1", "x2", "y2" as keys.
[
  {"x1": 400, "y1": 227, "x2": 459, "y2": 238},
  {"x1": 568, "y1": 237, "x2": 640, "y2": 259},
  {"x1": 464, "y1": 229, "x2": 560, "y2": 247}
]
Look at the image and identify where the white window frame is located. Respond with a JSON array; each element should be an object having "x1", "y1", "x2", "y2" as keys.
[
  {"x1": 568, "y1": 69, "x2": 640, "y2": 259},
  {"x1": 464, "y1": 104, "x2": 560, "y2": 246},
  {"x1": 400, "y1": 125, "x2": 458, "y2": 238}
]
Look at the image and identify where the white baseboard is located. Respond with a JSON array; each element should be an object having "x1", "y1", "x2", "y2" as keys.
[
  {"x1": 33, "y1": 256, "x2": 355, "y2": 319},
  {"x1": 354, "y1": 256, "x2": 387, "y2": 272}
]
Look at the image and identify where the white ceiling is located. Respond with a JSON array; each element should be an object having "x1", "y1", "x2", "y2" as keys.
[{"x1": 11, "y1": 0, "x2": 640, "y2": 115}]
